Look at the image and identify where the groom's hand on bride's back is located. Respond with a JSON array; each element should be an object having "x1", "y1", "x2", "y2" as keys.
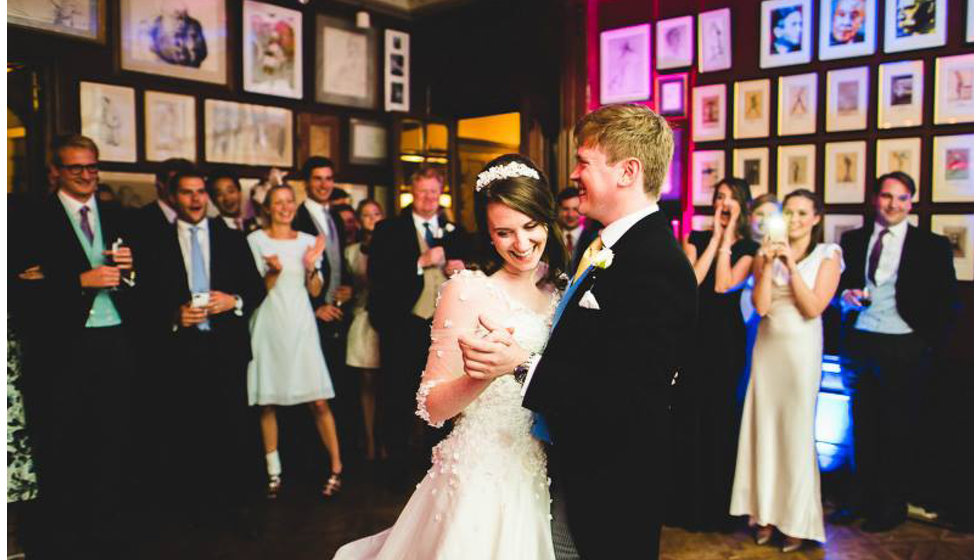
[{"x1": 459, "y1": 315, "x2": 528, "y2": 380}]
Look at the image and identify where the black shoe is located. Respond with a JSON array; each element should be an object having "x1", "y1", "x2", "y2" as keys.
[
  {"x1": 861, "y1": 514, "x2": 905, "y2": 533},
  {"x1": 828, "y1": 507, "x2": 860, "y2": 525}
]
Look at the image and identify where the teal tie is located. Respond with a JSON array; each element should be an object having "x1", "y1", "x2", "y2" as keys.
[
  {"x1": 423, "y1": 222, "x2": 437, "y2": 247},
  {"x1": 190, "y1": 225, "x2": 211, "y2": 332}
]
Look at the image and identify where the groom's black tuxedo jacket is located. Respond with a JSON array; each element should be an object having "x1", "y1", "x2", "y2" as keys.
[{"x1": 293, "y1": 203, "x2": 351, "y2": 309}]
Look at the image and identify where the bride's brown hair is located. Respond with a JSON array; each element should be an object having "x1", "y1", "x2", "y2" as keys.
[{"x1": 473, "y1": 154, "x2": 568, "y2": 289}]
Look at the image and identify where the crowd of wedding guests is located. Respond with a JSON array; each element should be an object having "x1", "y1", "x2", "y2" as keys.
[{"x1": 7, "y1": 132, "x2": 959, "y2": 557}]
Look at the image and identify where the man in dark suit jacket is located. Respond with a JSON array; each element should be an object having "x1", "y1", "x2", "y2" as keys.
[
  {"x1": 834, "y1": 172, "x2": 957, "y2": 532},
  {"x1": 368, "y1": 166, "x2": 469, "y2": 484},
  {"x1": 27, "y1": 134, "x2": 139, "y2": 555},
  {"x1": 138, "y1": 169, "x2": 266, "y2": 518},
  {"x1": 460, "y1": 105, "x2": 697, "y2": 559},
  {"x1": 556, "y1": 187, "x2": 600, "y2": 272},
  {"x1": 207, "y1": 167, "x2": 260, "y2": 234},
  {"x1": 135, "y1": 158, "x2": 194, "y2": 233}
]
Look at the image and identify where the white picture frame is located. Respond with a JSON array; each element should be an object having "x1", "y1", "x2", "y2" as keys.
[
  {"x1": 734, "y1": 147, "x2": 771, "y2": 198},
  {"x1": 819, "y1": 0, "x2": 878, "y2": 60},
  {"x1": 823, "y1": 214, "x2": 865, "y2": 244},
  {"x1": 144, "y1": 91, "x2": 196, "y2": 162},
  {"x1": 878, "y1": 59, "x2": 924, "y2": 128},
  {"x1": 777, "y1": 144, "x2": 817, "y2": 199},
  {"x1": 734, "y1": 79, "x2": 771, "y2": 139},
  {"x1": 698, "y1": 8, "x2": 732, "y2": 72},
  {"x1": 384, "y1": 29, "x2": 411, "y2": 112},
  {"x1": 778, "y1": 72, "x2": 818, "y2": 136},
  {"x1": 884, "y1": 0, "x2": 947, "y2": 52},
  {"x1": 826, "y1": 66, "x2": 869, "y2": 131},
  {"x1": 600, "y1": 24, "x2": 652, "y2": 104},
  {"x1": 657, "y1": 15, "x2": 694, "y2": 70},
  {"x1": 204, "y1": 99, "x2": 293, "y2": 167},
  {"x1": 931, "y1": 214, "x2": 973, "y2": 280},
  {"x1": 242, "y1": 1, "x2": 303, "y2": 100},
  {"x1": 760, "y1": 0, "x2": 814, "y2": 68},
  {"x1": 875, "y1": 137, "x2": 921, "y2": 201},
  {"x1": 79, "y1": 81, "x2": 136, "y2": 163},
  {"x1": 691, "y1": 150, "x2": 726, "y2": 206},
  {"x1": 934, "y1": 54, "x2": 974, "y2": 124},
  {"x1": 824, "y1": 141, "x2": 867, "y2": 203},
  {"x1": 932, "y1": 134, "x2": 974, "y2": 202},
  {"x1": 692, "y1": 84, "x2": 727, "y2": 142}
]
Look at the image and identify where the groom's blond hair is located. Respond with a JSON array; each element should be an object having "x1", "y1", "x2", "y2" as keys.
[{"x1": 574, "y1": 104, "x2": 674, "y2": 198}]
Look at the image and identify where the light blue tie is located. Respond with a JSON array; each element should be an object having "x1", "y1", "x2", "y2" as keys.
[{"x1": 190, "y1": 225, "x2": 211, "y2": 331}]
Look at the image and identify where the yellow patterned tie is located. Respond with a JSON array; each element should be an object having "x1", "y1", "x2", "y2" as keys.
[{"x1": 573, "y1": 235, "x2": 604, "y2": 283}]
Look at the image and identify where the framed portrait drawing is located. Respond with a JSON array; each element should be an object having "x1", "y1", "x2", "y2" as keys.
[
  {"x1": 884, "y1": 0, "x2": 947, "y2": 52},
  {"x1": 692, "y1": 84, "x2": 726, "y2": 142},
  {"x1": 931, "y1": 214, "x2": 973, "y2": 280},
  {"x1": 776, "y1": 144, "x2": 816, "y2": 199},
  {"x1": 698, "y1": 8, "x2": 732, "y2": 73},
  {"x1": 934, "y1": 54, "x2": 973, "y2": 124},
  {"x1": 734, "y1": 79, "x2": 771, "y2": 139},
  {"x1": 600, "y1": 24, "x2": 651, "y2": 104},
  {"x1": 79, "y1": 81, "x2": 136, "y2": 163},
  {"x1": 819, "y1": 0, "x2": 877, "y2": 60},
  {"x1": 204, "y1": 99, "x2": 293, "y2": 167},
  {"x1": 823, "y1": 214, "x2": 865, "y2": 244},
  {"x1": 691, "y1": 150, "x2": 726, "y2": 206},
  {"x1": 778, "y1": 72, "x2": 818, "y2": 136},
  {"x1": 144, "y1": 91, "x2": 196, "y2": 162},
  {"x1": 760, "y1": 0, "x2": 814, "y2": 68},
  {"x1": 349, "y1": 118, "x2": 388, "y2": 166},
  {"x1": 875, "y1": 137, "x2": 921, "y2": 201},
  {"x1": 384, "y1": 30, "x2": 411, "y2": 112},
  {"x1": 826, "y1": 66, "x2": 869, "y2": 131},
  {"x1": 297, "y1": 113, "x2": 341, "y2": 173},
  {"x1": 657, "y1": 16, "x2": 694, "y2": 70},
  {"x1": 878, "y1": 60, "x2": 924, "y2": 128},
  {"x1": 824, "y1": 141, "x2": 866, "y2": 203},
  {"x1": 656, "y1": 73, "x2": 688, "y2": 117},
  {"x1": 316, "y1": 15, "x2": 378, "y2": 109},
  {"x1": 120, "y1": 0, "x2": 227, "y2": 84},
  {"x1": 734, "y1": 147, "x2": 771, "y2": 198},
  {"x1": 932, "y1": 134, "x2": 973, "y2": 202},
  {"x1": 99, "y1": 171, "x2": 157, "y2": 208},
  {"x1": 242, "y1": 1, "x2": 302, "y2": 99},
  {"x1": 8, "y1": 0, "x2": 105, "y2": 42}
]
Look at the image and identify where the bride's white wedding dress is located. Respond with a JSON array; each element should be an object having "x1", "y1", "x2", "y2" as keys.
[{"x1": 333, "y1": 270, "x2": 558, "y2": 560}]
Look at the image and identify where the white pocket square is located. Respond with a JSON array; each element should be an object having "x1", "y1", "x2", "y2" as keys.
[{"x1": 578, "y1": 289, "x2": 601, "y2": 310}]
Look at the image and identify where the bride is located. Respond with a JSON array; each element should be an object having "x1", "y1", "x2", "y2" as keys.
[{"x1": 333, "y1": 154, "x2": 567, "y2": 559}]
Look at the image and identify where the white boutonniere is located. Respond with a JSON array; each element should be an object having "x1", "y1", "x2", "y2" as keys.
[
  {"x1": 578, "y1": 289, "x2": 601, "y2": 310},
  {"x1": 445, "y1": 222, "x2": 456, "y2": 233},
  {"x1": 593, "y1": 247, "x2": 615, "y2": 269}
]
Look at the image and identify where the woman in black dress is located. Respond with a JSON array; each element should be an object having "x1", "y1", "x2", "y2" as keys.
[{"x1": 668, "y1": 177, "x2": 758, "y2": 531}]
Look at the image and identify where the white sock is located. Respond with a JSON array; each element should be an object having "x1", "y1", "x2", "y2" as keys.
[{"x1": 265, "y1": 450, "x2": 282, "y2": 477}]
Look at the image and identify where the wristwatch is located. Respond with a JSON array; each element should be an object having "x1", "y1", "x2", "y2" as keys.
[
  {"x1": 513, "y1": 353, "x2": 539, "y2": 386},
  {"x1": 233, "y1": 295, "x2": 244, "y2": 317}
]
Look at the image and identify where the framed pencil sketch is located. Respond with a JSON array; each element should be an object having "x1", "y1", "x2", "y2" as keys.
[
  {"x1": 824, "y1": 141, "x2": 866, "y2": 203},
  {"x1": 778, "y1": 72, "x2": 818, "y2": 136},
  {"x1": 242, "y1": 1, "x2": 303, "y2": 99},
  {"x1": 204, "y1": 99, "x2": 293, "y2": 167},
  {"x1": 120, "y1": 0, "x2": 227, "y2": 85},
  {"x1": 875, "y1": 137, "x2": 921, "y2": 201},
  {"x1": 691, "y1": 150, "x2": 726, "y2": 206},
  {"x1": 79, "y1": 82, "x2": 136, "y2": 163},
  {"x1": 144, "y1": 91, "x2": 196, "y2": 162},
  {"x1": 819, "y1": 0, "x2": 877, "y2": 60},
  {"x1": 99, "y1": 171, "x2": 157, "y2": 208},
  {"x1": 297, "y1": 113, "x2": 341, "y2": 173},
  {"x1": 776, "y1": 144, "x2": 816, "y2": 199},
  {"x1": 760, "y1": 0, "x2": 814, "y2": 68},
  {"x1": 349, "y1": 118, "x2": 388, "y2": 166},
  {"x1": 931, "y1": 134, "x2": 973, "y2": 202},
  {"x1": 600, "y1": 24, "x2": 652, "y2": 104},
  {"x1": 657, "y1": 16, "x2": 694, "y2": 70},
  {"x1": 8, "y1": 0, "x2": 105, "y2": 42},
  {"x1": 734, "y1": 147, "x2": 771, "y2": 198},
  {"x1": 692, "y1": 84, "x2": 727, "y2": 142},
  {"x1": 931, "y1": 214, "x2": 973, "y2": 280},
  {"x1": 823, "y1": 214, "x2": 865, "y2": 244},
  {"x1": 734, "y1": 79, "x2": 771, "y2": 139},
  {"x1": 315, "y1": 15, "x2": 378, "y2": 109},
  {"x1": 384, "y1": 30, "x2": 410, "y2": 112},
  {"x1": 826, "y1": 66, "x2": 869, "y2": 131},
  {"x1": 884, "y1": 0, "x2": 947, "y2": 52},
  {"x1": 934, "y1": 54, "x2": 973, "y2": 124},
  {"x1": 878, "y1": 60, "x2": 924, "y2": 128},
  {"x1": 656, "y1": 73, "x2": 688, "y2": 118},
  {"x1": 698, "y1": 8, "x2": 732, "y2": 73}
]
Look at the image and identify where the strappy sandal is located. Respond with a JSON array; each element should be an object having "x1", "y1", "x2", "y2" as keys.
[
  {"x1": 322, "y1": 472, "x2": 343, "y2": 498},
  {"x1": 267, "y1": 475, "x2": 282, "y2": 499}
]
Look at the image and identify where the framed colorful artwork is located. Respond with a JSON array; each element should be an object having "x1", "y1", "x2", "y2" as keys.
[
  {"x1": 778, "y1": 72, "x2": 818, "y2": 136},
  {"x1": 204, "y1": 99, "x2": 293, "y2": 167},
  {"x1": 760, "y1": 0, "x2": 814, "y2": 68},
  {"x1": 931, "y1": 134, "x2": 973, "y2": 202},
  {"x1": 826, "y1": 66, "x2": 869, "y2": 131},
  {"x1": 315, "y1": 15, "x2": 378, "y2": 109},
  {"x1": 735, "y1": 79, "x2": 771, "y2": 139},
  {"x1": 875, "y1": 137, "x2": 921, "y2": 201},
  {"x1": 931, "y1": 214, "x2": 973, "y2": 280},
  {"x1": 656, "y1": 16, "x2": 694, "y2": 70},
  {"x1": 79, "y1": 81, "x2": 136, "y2": 163},
  {"x1": 243, "y1": 1, "x2": 303, "y2": 99},
  {"x1": 691, "y1": 150, "x2": 726, "y2": 206},
  {"x1": 600, "y1": 24, "x2": 652, "y2": 104},
  {"x1": 934, "y1": 54, "x2": 973, "y2": 124},
  {"x1": 698, "y1": 8, "x2": 732, "y2": 73},
  {"x1": 824, "y1": 141, "x2": 867, "y2": 203},
  {"x1": 884, "y1": 0, "x2": 947, "y2": 52},
  {"x1": 692, "y1": 84, "x2": 726, "y2": 142},
  {"x1": 656, "y1": 73, "x2": 688, "y2": 117},
  {"x1": 734, "y1": 147, "x2": 771, "y2": 198},
  {"x1": 384, "y1": 30, "x2": 411, "y2": 112},
  {"x1": 878, "y1": 59, "x2": 924, "y2": 128},
  {"x1": 144, "y1": 90, "x2": 196, "y2": 162},
  {"x1": 8, "y1": 0, "x2": 105, "y2": 42},
  {"x1": 776, "y1": 144, "x2": 816, "y2": 199},
  {"x1": 818, "y1": 0, "x2": 877, "y2": 60}
]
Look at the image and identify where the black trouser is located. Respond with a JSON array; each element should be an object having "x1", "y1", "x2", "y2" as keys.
[
  {"x1": 843, "y1": 330, "x2": 928, "y2": 520},
  {"x1": 317, "y1": 320, "x2": 360, "y2": 458}
]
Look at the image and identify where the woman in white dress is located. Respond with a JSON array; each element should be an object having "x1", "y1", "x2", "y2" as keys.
[
  {"x1": 247, "y1": 184, "x2": 344, "y2": 499},
  {"x1": 333, "y1": 154, "x2": 567, "y2": 560},
  {"x1": 730, "y1": 189, "x2": 843, "y2": 552}
]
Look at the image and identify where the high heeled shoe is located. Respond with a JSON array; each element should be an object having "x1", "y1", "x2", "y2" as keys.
[
  {"x1": 755, "y1": 526, "x2": 774, "y2": 545},
  {"x1": 781, "y1": 537, "x2": 804, "y2": 553}
]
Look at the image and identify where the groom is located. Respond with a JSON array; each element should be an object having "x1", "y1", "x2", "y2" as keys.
[{"x1": 461, "y1": 104, "x2": 697, "y2": 559}]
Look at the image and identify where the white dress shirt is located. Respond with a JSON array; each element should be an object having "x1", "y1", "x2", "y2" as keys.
[
  {"x1": 158, "y1": 199, "x2": 177, "y2": 224},
  {"x1": 865, "y1": 218, "x2": 908, "y2": 285},
  {"x1": 177, "y1": 218, "x2": 210, "y2": 290},
  {"x1": 563, "y1": 223, "x2": 585, "y2": 251},
  {"x1": 57, "y1": 189, "x2": 97, "y2": 235},
  {"x1": 412, "y1": 212, "x2": 442, "y2": 241},
  {"x1": 222, "y1": 215, "x2": 243, "y2": 230}
]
